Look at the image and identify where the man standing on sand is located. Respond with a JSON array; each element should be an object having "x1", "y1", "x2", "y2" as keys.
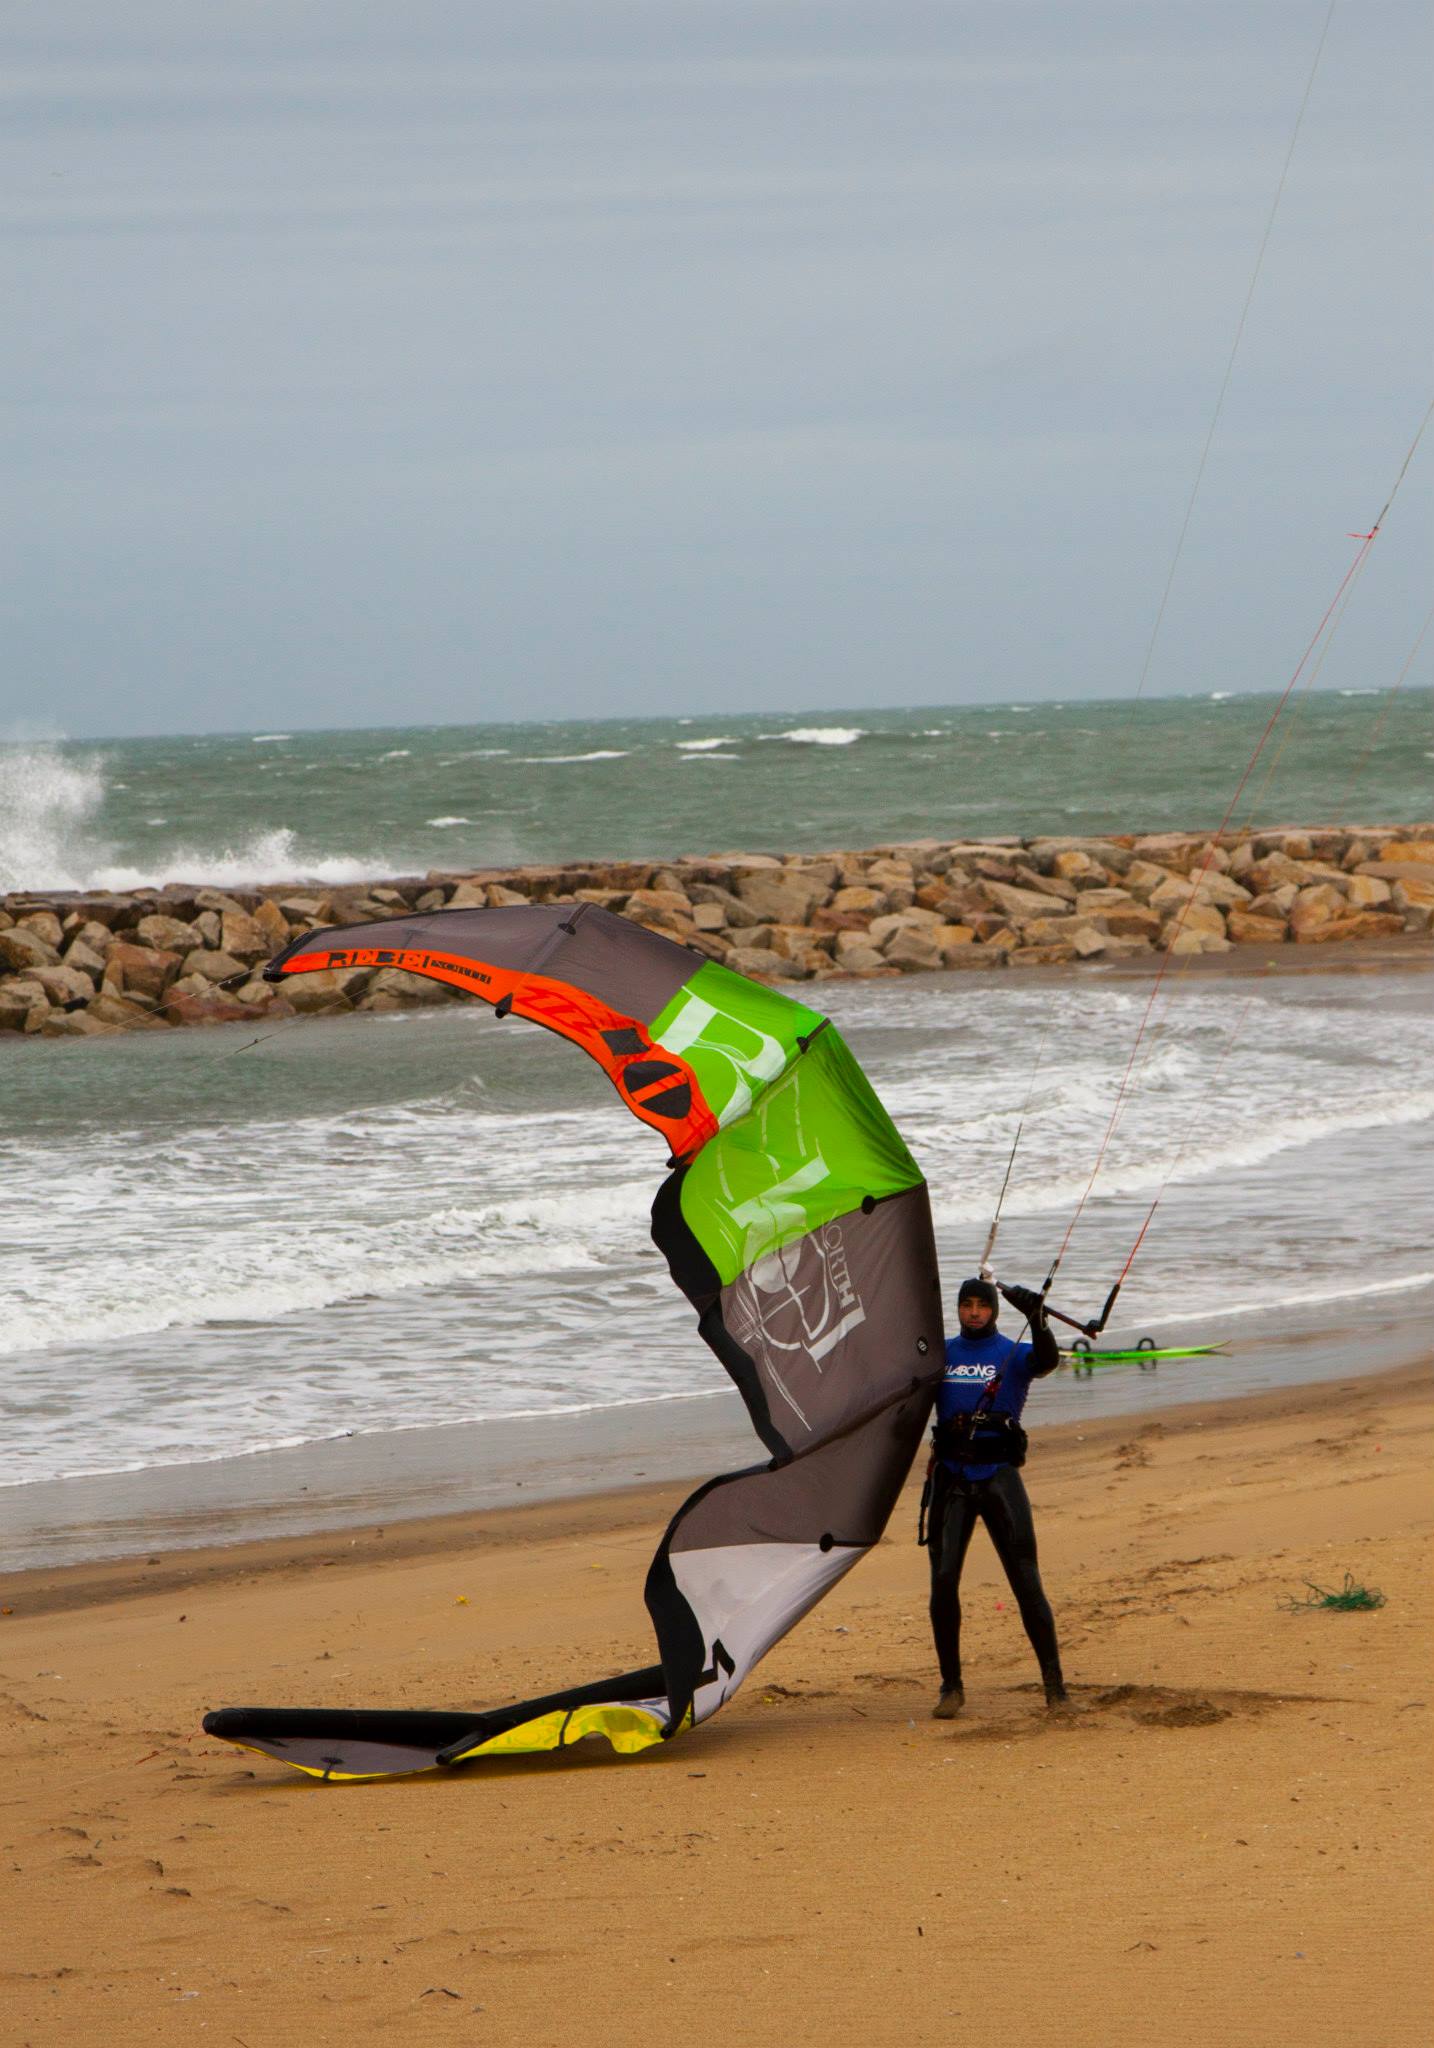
[{"x1": 925, "y1": 1276, "x2": 1068, "y2": 1716}]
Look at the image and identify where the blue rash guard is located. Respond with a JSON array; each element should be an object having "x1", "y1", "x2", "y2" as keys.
[{"x1": 935, "y1": 1328, "x2": 1043, "y2": 1483}]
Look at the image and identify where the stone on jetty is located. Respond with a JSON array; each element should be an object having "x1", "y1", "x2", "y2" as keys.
[{"x1": 3, "y1": 818, "x2": 1430, "y2": 1040}]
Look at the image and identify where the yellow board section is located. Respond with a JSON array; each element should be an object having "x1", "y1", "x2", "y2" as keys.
[{"x1": 452, "y1": 1701, "x2": 668, "y2": 1762}]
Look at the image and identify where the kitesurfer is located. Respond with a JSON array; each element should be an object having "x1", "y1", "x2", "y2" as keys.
[{"x1": 925, "y1": 1276, "x2": 1067, "y2": 1717}]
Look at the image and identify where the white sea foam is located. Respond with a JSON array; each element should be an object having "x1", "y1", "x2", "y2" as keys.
[
  {"x1": 0, "y1": 745, "x2": 108, "y2": 892},
  {"x1": 1136, "y1": 1267, "x2": 1434, "y2": 1331},
  {"x1": 1209, "y1": 691, "x2": 1233, "y2": 702},
  {"x1": 250, "y1": 733, "x2": 292, "y2": 743},
  {"x1": 758, "y1": 726, "x2": 865, "y2": 746},
  {"x1": 0, "y1": 743, "x2": 381, "y2": 891},
  {"x1": 428, "y1": 815, "x2": 470, "y2": 827},
  {"x1": 518, "y1": 750, "x2": 629, "y2": 764},
  {"x1": 675, "y1": 738, "x2": 730, "y2": 751},
  {"x1": 82, "y1": 830, "x2": 379, "y2": 892},
  {"x1": 2, "y1": 1192, "x2": 635, "y2": 1359},
  {"x1": 381, "y1": 748, "x2": 412, "y2": 759}
]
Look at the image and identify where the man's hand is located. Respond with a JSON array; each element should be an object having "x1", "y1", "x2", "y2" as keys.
[{"x1": 1001, "y1": 1281, "x2": 1047, "y2": 1326}]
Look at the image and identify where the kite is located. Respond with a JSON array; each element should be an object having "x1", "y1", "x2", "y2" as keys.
[{"x1": 203, "y1": 902, "x2": 943, "y2": 1779}]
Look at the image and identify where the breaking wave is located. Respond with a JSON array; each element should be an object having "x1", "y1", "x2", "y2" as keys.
[
  {"x1": 0, "y1": 743, "x2": 377, "y2": 892},
  {"x1": 517, "y1": 750, "x2": 629, "y2": 764},
  {"x1": 759, "y1": 726, "x2": 866, "y2": 746}
]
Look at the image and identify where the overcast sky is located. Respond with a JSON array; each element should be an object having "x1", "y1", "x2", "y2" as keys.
[{"x1": 4, "y1": 1, "x2": 1430, "y2": 738}]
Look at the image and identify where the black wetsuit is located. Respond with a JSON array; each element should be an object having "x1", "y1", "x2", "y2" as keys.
[{"x1": 927, "y1": 1318, "x2": 1064, "y2": 1696}]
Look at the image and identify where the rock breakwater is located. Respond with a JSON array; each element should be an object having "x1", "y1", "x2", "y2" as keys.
[{"x1": 2, "y1": 825, "x2": 1431, "y2": 1039}]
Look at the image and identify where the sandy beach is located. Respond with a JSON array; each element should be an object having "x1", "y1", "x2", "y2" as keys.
[{"x1": 4, "y1": 1359, "x2": 1430, "y2": 2046}]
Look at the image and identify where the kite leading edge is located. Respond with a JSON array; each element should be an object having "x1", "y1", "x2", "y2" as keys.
[{"x1": 202, "y1": 902, "x2": 944, "y2": 1779}]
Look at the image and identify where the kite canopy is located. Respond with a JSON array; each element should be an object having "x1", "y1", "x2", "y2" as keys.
[{"x1": 203, "y1": 902, "x2": 943, "y2": 1779}]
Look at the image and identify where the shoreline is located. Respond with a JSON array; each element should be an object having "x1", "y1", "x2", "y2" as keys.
[
  {"x1": 7, "y1": 1345, "x2": 1430, "y2": 1613},
  {"x1": 3, "y1": 819, "x2": 1430, "y2": 1037}
]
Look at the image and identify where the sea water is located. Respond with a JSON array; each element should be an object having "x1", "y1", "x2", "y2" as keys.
[
  {"x1": 2, "y1": 688, "x2": 1430, "y2": 894},
  {"x1": 2, "y1": 695, "x2": 1431, "y2": 1564},
  {"x1": 3, "y1": 964, "x2": 1431, "y2": 1512}
]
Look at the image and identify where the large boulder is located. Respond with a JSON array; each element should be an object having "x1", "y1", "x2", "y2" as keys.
[
  {"x1": 1354, "y1": 859, "x2": 1434, "y2": 885},
  {"x1": 41, "y1": 1009, "x2": 117, "y2": 1038},
  {"x1": 283, "y1": 967, "x2": 367, "y2": 1013},
  {"x1": 253, "y1": 899, "x2": 292, "y2": 950},
  {"x1": 1248, "y1": 885, "x2": 1298, "y2": 919},
  {"x1": 830, "y1": 884, "x2": 889, "y2": 917},
  {"x1": 686, "y1": 883, "x2": 764, "y2": 928},
  {"x1": 164, "y1": 990, "x2": 256, "y2": 1027},
  {"x1": 623, "y1": 888, "x2": 693, "y2": 931},
  {"x1": 723, "y1": 945, "x2": 782, "y2": 982},
  {"x1": 1287, "y1": 884, "x2": 1346, "y2": 940},
  {"x1": 61, "y1": 939, "x2": 107, "y2": 985},
  {"x1": 1024, "y1": 836, "x2": 1133, "y2": 875},
  {"x1": 1160, "y1": 901, "x2": 1226, "y2": 942},
  {"x1": 1118, "y1": 859, "x2": 1176, "y2": 903},
  {"x1": 88, "y1": 991, "x2": 172, "y2": 1030},
  {"x1": 1012, "y1": 865, "x2": 1077, "y2": 903},
  {"x1": 221, "y1": 909, "x2": 276, "y2": 963},
  {"x1": 134, "y1": 913, "x2": 201, "y2": 953},
  {"x1": 831, "y1": 944, "x2": 889, "y2": 974},
  {"x1": 1017, "y1": 914, "x2": 1087, "y2": 947},
  {"x1": 16, "y1": 910, "x2": 64, "y2": 949},
  {"x1": 1226, "y1": 910, "x2": 1288, "y2": 945},
  {"x1": 179, "y1": 948, "x2": 251, "y2": 985},
  {"x1": 1147, "y1": 871, "x2": 1251, "y2": 911},
  {"x1": 982, "y1": 880, "x2": 1074, "y2": 922},
  {"x1": 1344, "y1": 874, "x2": 1392, "y2": 908},
  {"x1": 883, "y1": 927, "x2": 944, "y2": 972},
  {"x1": 1292, "y1": 909, "x2": 1407, "y2": 945},
  {"x1": 733, "y1": 870, "x2": 825, "y2": 926},
  {"x1": 1130, "y1": 833, "x2": 1213, "y2": 874},
  {"x1": 0, "y1": 926, "x2": 61, "y2": 974},
  {"x1": 1009, "y1": 942, "x2": 1080, "y2": 966},
  {"x1": 868, "y1": 908, "x2": 941, "y2": 946},
  {"x1": 0, "y1": 982, "x2": 49, "y2": 1032},
  {"x1": 106, "y1": 940, "x2": 184, "y2": 1000},
  {"x1": 16, "y1": 963, "x2": 97, "y2": 1007},
  {"x1": 1097, "y1": 905, "x2": 1163, "y2": 940},
  {"x1": 941, "y1": 943, "x2": 1010, "y2": 971}
]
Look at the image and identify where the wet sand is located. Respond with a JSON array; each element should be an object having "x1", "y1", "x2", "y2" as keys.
[{"x1": 2, "y1": 1360, "x2": 1430, "y2": 2045}]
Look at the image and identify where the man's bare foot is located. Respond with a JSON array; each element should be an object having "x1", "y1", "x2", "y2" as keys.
[{"x1": 932, "y1": 1687, "x2": 965, "y2": 1720}]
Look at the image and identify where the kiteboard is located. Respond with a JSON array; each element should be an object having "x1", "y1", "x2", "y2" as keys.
[{"x1": 1065, "y1": 1336, "x2": 1227, "y2": 1378}]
